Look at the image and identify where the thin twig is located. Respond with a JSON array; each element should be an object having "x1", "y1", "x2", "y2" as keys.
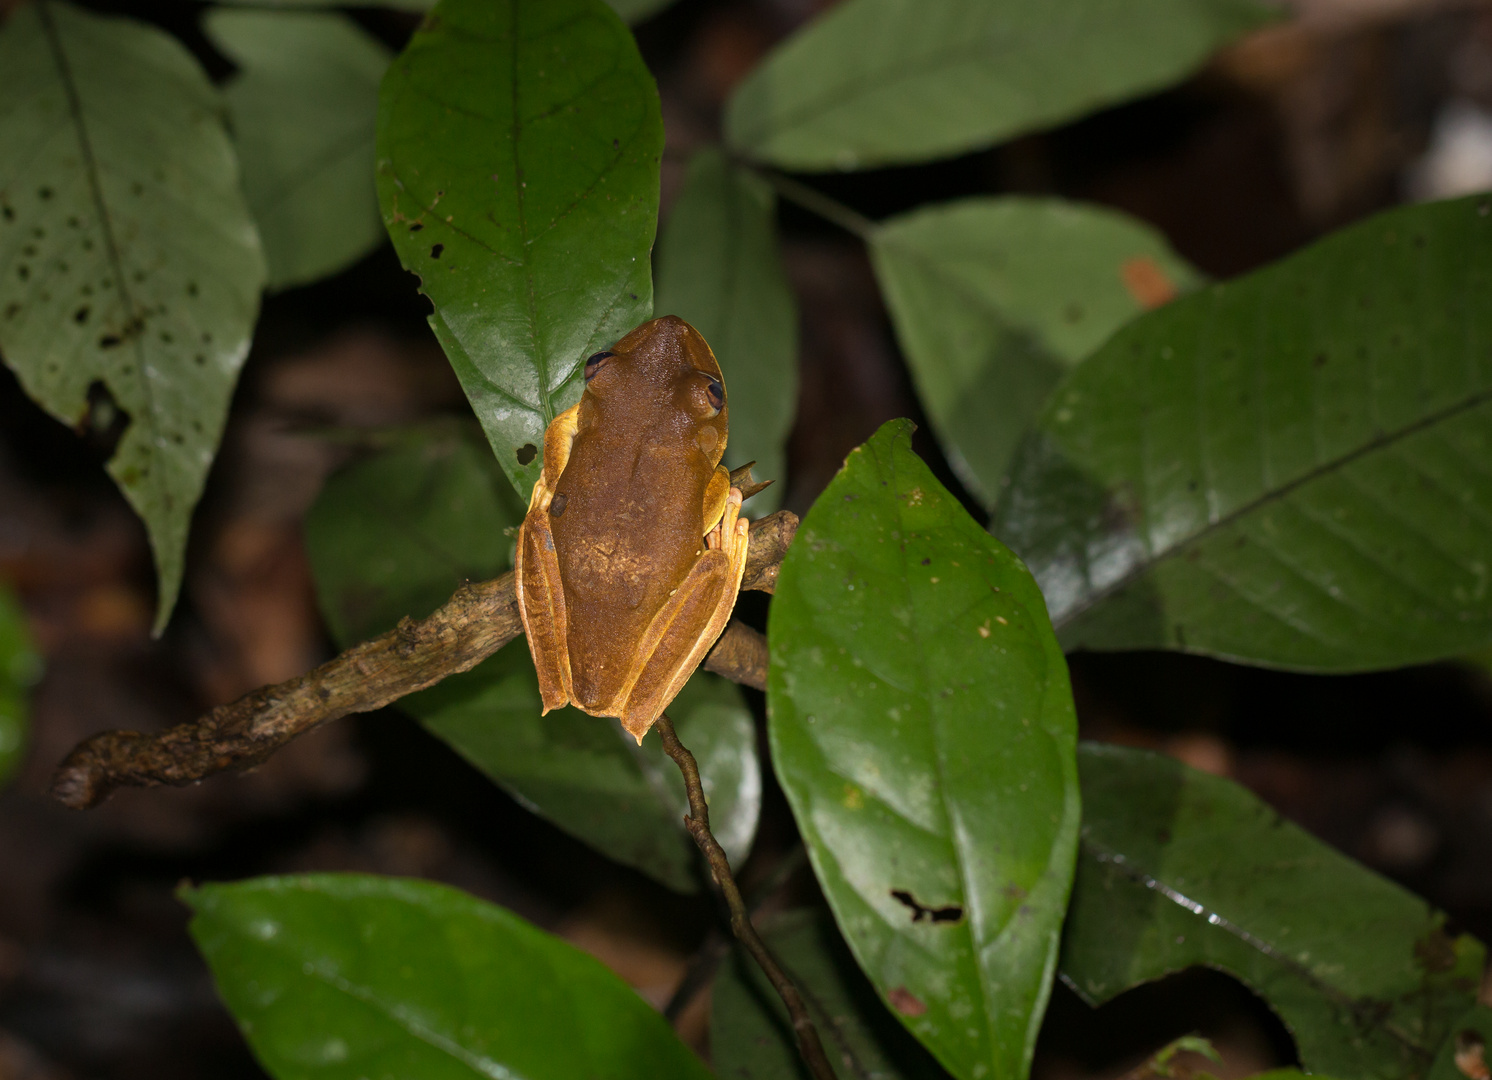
[
  {"x1": 654, "y1": 714, "x2": 838, "y2": 1080},
  {"x1": 51, "y1": 511, "x2": 798, "y2": 809},
  {"x1": 664, "y1": 843, "x2": 809, "y2": 1023}
]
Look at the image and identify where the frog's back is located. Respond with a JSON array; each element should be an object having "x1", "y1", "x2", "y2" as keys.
[{"x1": 548, "y1": 317, "x2": 729, "y2": 711}]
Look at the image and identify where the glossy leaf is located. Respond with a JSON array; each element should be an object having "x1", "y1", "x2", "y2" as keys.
[
  {"x1": 870, "y1": 197, "x2": 1202, "y2": 507},
  {"x1": 185, "y1": 873, "x2": 713, "y2": 1080},
  {"x1": 712, "y1": 909, "x2": 953, "y2": 1080},
  {"x1": 204, "y1": 10, "x2": 390, "y2": 292},
  {"x1": 0, "y1": 584, "x2": 40, "y2": 788},
  {"x1": 1063, "y1": 743, "x2": 1486, "y2": 1080},
  {"x1": 0, "y1": 1, "x2": 266, "y2": 633},
  {"x1": 376, "y1": 0, "x2": 662, "y2": 500},
  {"x1": 768, "y1": 419, "x2": 1081, "y2": 1080},
  {"x1": 724, "y1": 0, "x2": 1276, "y2": 171},
  {"x1": 304, "y1": 427, "x2": 760, "y2": 892},
  {"x1": 655, "y1": 148, "x2": 798, "y2": 516},
  {"x1": 992, "y1": 194, "x2": 1492, "y2": 671}
]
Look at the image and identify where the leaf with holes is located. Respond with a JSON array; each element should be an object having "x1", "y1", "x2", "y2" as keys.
[
  {"x1": 712, "y1": 909, "x2": 954, "y2": 1080},
  {"x1": 1427, "y1": 1005, "x2": 1492, "y2": 1080},
  {"x1": 185, "y1": 874, "x2": 714, "y2": 1080},
  {"x1": 725, "y1": 0, "x2": 1277, "y2": 171},
  {"x1": 768, "y1": 419, "x2": 1081, "y2": 1080},
  {"x1": 205, "y1": 9, "x2": 390, "y2": 292},
  {"x1": 1064, "y1": 743, "x2": 1486, "y2": 1080},
  {"x1": 376, "y1": 0, "x2": 662, "y2": 500},
  {"x1": 870, "y1": 197, "x2": 1202, "y2": 507},
  {"x1": 0, "y1": 583, "x2": 40, "y2": 788},
  {"x1": 992, "y1": 194, "x2": 1492, "y2": 671},
  {"x1": 0, "y1": 1, "x2": 266, "y2": 633},
  {"x1": 655, "y1": 148, "x2": 798, "y2": 516},
  {"x1": 303, "y1": 426, "x2": 760, "y2": 892}
]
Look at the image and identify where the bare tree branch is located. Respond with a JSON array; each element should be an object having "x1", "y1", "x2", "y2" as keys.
[{"x1": 51, "y1": 511, "x2": 797, "y2": 810}]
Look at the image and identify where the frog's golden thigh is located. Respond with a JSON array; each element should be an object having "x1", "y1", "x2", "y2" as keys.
[{"x1": 513, "y1": 315, "x2": 750, "y2": 742}]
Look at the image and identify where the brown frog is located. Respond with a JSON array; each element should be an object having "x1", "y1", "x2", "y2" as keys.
[{"x1": 514, "y1": 316, "x2": 750, "y2": 742}]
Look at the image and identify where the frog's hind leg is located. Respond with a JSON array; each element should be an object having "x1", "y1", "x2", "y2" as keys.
[
  {"x1": 616, "y1": 488, "x2": 750, "y2": 743},
  {"x1": 515, "y1": 405, "x2": 581, "y2": 714}
]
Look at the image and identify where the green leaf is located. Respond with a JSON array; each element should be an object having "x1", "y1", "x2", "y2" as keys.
[
  {"x1": 767, "y1": 418, "x2": 1081, "y2": 1080},
  {"x1": 0, "y1": 1, "x2": 266, "y2": 634},
  {"x1": 376, "y1": 0, "x2": 663, "y2": 500},
  {"x1": 412, "y1": 653, "x2": 759, "y2": 893},
  {"x1": 303, "y1": 424, "x2": 519, "y2": 646},
  {"x1": 724, "y1": 0, "x2": 1277, "y2": 171},
  {"x1": 606, "y1": 0, "x2": 682, "y2": 23},
  {"x1": 992, "y1": 194, "x2": 1492, "y2": 672},
  {"x1": 0, "y1": 583, "x2": 40, "y2": 788},
  {"x1": 712, "y1": 908, "x2": 954, "y2": 1080},
  {"x1": 304, "y1": 427, "x2": 760, "y2": 892},
  {"x1": 204, "y1": 10, "x2": 390, "y2": 292},
  {"x1": 869, "y1": 197, "x2": 1202, "y2": 507},
  {"x1": 1063, "y1": 743, "x2": 1486, "y2": 1080},
  {"x1": 184, "y1": 873, "x2": 713, "y2": 1080},
  {"x1": 654, "y1": 149, "x2": 798, "y2": 516},
  {"x1": 212, "y1": 0, "x2": 673, "y2": 19},
  {"x1": 1428, "y1": 1005, "x2": 1492, "y2": 1080}
]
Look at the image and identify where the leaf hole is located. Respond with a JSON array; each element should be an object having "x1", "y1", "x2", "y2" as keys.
[
  {"x1": 408, "y1": 222, "x2": 423, "y2": 232},
  {"x1": 890, "y1": 889, "x2": 963, "y2": 924},
  {"x1": 430, "y1": 243, "x2": 444, "y2": 259},
  {"x1": 79, "y1": 380, "x2": 131, "y2": 456},
  {"x1": 516, "y1": 443, "x2": 538, "y2": 465},
  {"x1": 73, "y1": 305, "x2": 89, "y2": 324}
]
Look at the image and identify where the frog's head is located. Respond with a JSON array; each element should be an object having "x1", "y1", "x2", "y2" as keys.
[{"x1": 582, "y1": 315, "x2": 728, "y2": 459}]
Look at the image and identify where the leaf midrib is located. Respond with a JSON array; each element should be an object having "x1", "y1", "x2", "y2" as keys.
[
  {"x1": 1078, "y1": 835, "x2": 1434, "y2": 1060},
  {"x1": 38, "y1": 2, "x2": 156, "y2": 468},
  {"x1": 1051, "y1": 383, "x2": 1492, "y2": 630}
]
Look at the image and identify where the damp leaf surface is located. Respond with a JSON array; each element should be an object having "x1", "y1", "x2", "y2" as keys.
[
  {"x1": 185, "y1": 874, "x2": 713, "y2": 1080},
  {"x1": 768, "y1": 419, "x2": 1080, "y2": 1079},
  {"x1": 376, "y1": 0, "x2": 662, "y2": 499}
]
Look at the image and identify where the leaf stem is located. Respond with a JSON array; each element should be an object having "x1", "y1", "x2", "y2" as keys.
[
  {"x1": 654, "y1": 714, "x2": 838, "y2": 1080},
  {"x1": 754, "y1": 168, "x2": 876, "y2": 241}
]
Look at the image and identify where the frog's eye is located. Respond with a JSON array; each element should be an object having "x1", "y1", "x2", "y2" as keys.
[
  {"x1": 705, "y1": 378, "x2": 724, "y2": 413},
  {"x1": 584, "y1": 351, "x2": 613, "y2": 383}
]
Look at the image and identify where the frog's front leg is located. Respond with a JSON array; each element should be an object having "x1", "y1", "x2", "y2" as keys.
[
  {"x1": 615, "y1": 487, "x2": 751, "y2": 743},
  {"x1": 515, "y1": 404, "x2": 582, "y2": 714}
]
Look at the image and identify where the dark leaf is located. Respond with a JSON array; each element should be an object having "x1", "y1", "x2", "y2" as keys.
[
  {"x1": 1063, "y1": 743, "x2": 1486, "y2": 1080},
  {"x1": 993, "y1": 195, "x2": 1492, "y2": 671}
]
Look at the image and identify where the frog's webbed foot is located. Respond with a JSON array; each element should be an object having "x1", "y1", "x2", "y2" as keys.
[
  {"x1": 616, "y1": 487, "x2": 750, "y2": 743},
  {"x1": 515, "y1": 405, "x2": 581, "y2": 715}
]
